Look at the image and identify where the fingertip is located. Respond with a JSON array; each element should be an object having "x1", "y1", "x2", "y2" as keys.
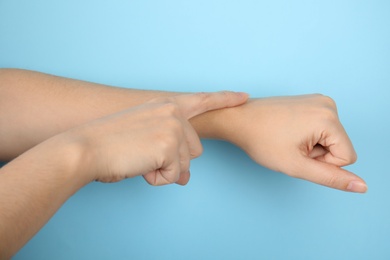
[
  {"x1": 176, "y1": 170, "x2": 190, "y2": 186},
  {"x1": 236, "y1": 91, "x2": 250, "y2": 100},
  {"x1": 346, "y1": 180, "x2": 368, "y2": 193},
  {"x1": 220, "y1": 91, "x2": 249, "y2": 108},
  {"x1": 229, "y1": 91, "x2": 249, "y2": 104},
  {"x1": 293, "y1": 157, "x2": 367, "y2": 194}
]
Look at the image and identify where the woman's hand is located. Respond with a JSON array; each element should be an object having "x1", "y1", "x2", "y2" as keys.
[
  {"x1": 66, "y1": 91, "x2": 248, "y2": 186},
  {"x1": 213, "y1": 94, "x2": 366, "y2": 193}
]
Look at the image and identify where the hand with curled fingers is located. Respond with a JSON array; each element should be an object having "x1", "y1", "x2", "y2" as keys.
[
  {"x1": 65, "y1": 91, "x2": 248, "y2": 186},
  {"x1": 214, "y1": 94, "x2": 367, "y2": 193}
]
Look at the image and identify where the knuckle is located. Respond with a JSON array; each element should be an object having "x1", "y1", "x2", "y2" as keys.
[
  {"x1": 164, "y1": 173, "x2": 180, "y2": 184},
  {"x1": 220, "y1": 90, "x2": 233, "y2": 103},
  {"x1": 323, "y1": 174, "x2": 339, "y2": 188},
  {"x1": 321, "y1": 106, "x2": 337, "y2": 121},
  {"x1": 314, "y1": 104, "x2": 338, "y2": 124},
  {"x1": 146, "y1": 169, "x2": 181, "y2": 186},
  {"x1": 319, "y1": 94, "x2": 337, "y2": 109},
  {"x1": 196, "y1": 91, "x2": 210, "y2": 100},
  {"x1": 196, "y1": 92, "x2": 211, "y2": 110},
  {"x1": 191, "y1": 144, "x2": 203, "y2": 158},
  {"x1": 148, "y1": 99, "x2": 181, "y2": 118},
  {"x1": 165, "y1": 116, "x2": 182, "y2": 130},
  {"x1": 148, "y1": 179, "x2": 159, "y2": 186},
  {"x1": 349, "y1": 151, "x2": 358, "y2": 164},
  {"x1": 159, "y1": 102, "x2": 179, "y2": 115}
]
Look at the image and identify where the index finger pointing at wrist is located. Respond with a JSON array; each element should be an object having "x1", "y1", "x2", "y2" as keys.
[{"x1": 176, "y1": 91, "x2": 249, "y2": 119}]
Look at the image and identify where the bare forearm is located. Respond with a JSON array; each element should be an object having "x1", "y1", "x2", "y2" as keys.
[
  {"x1": 0, "y1": 69, "x2": 190, "y2": 160},
  {"x1": 0, "y1": 91, "x2": 245, "y2": 258},
  {"x1": 0, "y1": 135, "x2": 89, "y2": 259}
]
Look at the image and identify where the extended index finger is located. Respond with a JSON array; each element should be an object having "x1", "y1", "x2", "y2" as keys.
[{"x1": 175, "y1": 91, "x2": 249, "y2": 119}]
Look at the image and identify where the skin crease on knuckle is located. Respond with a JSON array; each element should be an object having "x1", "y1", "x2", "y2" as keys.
[
  {"x1": 196, "y1": 92, "x2": 212, "y2": 111},
  {"x1": 160, "y1": 168, "x2": 181, "y2": 184},
  {"x1": 321, "y1": 173, "x2": 340, "y2": 189},
  {"x1": 314, "y1": 94, "x2": 338, "y2": 112},
  {"x1": 321, "y1": 95, "x2": 337, "y2": 109},
  {"x1": 220, "y1": 90, "x2": 232, "y2": 104},
  {"x1": 157, "y1": 101, "x2": 181, "y2": 118}
]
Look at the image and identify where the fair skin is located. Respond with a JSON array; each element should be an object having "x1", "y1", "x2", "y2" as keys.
[{"x1": 0, "y1": 69, "x2": 366, "y2": 259}]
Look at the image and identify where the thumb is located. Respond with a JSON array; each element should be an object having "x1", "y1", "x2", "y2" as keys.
[
  {"x1": 175, "y1": 91, "x2": 249, "y2": 119},
  {"x1": 293, "y1": 157, "x2": 367, "y2": 193}
]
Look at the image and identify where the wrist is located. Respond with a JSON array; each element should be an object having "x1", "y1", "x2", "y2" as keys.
[
  {"x1": 189, "y1": 103, "x2": 243, "y2": 142},
  {"x1": 40, "y1": 133, "x2": 96, "y2": 190}
]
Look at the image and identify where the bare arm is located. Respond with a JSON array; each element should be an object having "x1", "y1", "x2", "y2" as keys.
[
  {"x1": 0, "y1": 92, "x2": 247, "y2": 259},
  {"x1": 0, "y1": 68, "x2": 196, "y2": 160},
  {"x1": 0, "y1": 135, "x2": 88, "y2": 259},
  {"x1": 0, "y1": 69, "x2": 366, "y2": 194},
  {"x1": 0, "y1": 69, "x2": 367, "y2": 258}
]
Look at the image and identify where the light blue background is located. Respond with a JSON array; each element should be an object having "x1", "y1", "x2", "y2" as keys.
[{"x1": 1, "y1": 0, "x2": 389, "y2": 259}]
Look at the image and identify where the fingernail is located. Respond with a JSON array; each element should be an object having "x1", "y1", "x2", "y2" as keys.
[{"x1": 347, "y1": 181, "x2": 368, "y2": 193}]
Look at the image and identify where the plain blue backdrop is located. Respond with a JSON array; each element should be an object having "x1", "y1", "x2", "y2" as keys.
[{"x1": 1, "y1": 0, "x2": 389, "y2": 259}]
